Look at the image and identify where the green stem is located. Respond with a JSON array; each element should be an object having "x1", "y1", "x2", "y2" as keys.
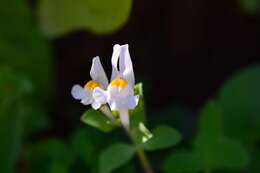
[
  {"x1": 100, "y1": 105, "x2": 116, "y2": 122},
  {"x1": 136, "y1": 147, "x2": 155, "y2": 173},
  {"x1": 119, "y1": 111, "x2": 154, "y2": 173}
]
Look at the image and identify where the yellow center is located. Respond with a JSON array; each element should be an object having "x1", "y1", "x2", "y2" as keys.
[
  {"x1": 110, "y1": 77, "x2": 128, "y2": 88},
  {"x1": 84, "y1": 80, "x2": 100, "y2": 91}
]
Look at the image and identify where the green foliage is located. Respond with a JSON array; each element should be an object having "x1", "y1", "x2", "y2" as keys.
[
  {"x1": 239, "y1": 0, "x2": 260, "y2": 14},
  {"x1": 0, "y1": 0, "x2": 52, "y2": 96},
  {"x1": 81, "y1": 109, "x2": 116, "y2": 132},
  {"x1": 251, "y1": 149, "x2": 260, "y2": 173},
  {"x1": 37, "y1": 0, "x2": 132, "y2": 37},
  {"x1": 71, "y1": 129, "x2": 97, "y2": 166},
  {"x1": 25, "y1": 138, "x2": 73, "y2": 173},
  {"x1": 0, "y1": 68, "x2": 32, "y2": 173},
  {"x1": 219, "y1": 65, "x2": 260, "y2": 145},
  {"x1": 144, "y1": 125, "x2": 182, "y2": 151},
  {"x1": 70, "y1": 128, "x2": 107, "y2": 173},
  {"x1": 98, "y1": 143, "x2": 135, "y2": 173},
  {"x1": 164, "y1": 101, "x2": 249, "y2": 173},
  {"x1": 0, "y1": 0, "x2": 53, "y2": 172},
  {"x1": 164, "y1": 150, "x2": 202, "y2": 173}
]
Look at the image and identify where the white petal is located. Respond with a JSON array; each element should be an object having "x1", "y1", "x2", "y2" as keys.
[
  {"x1": 119, "y1": 109, "x2": 130, "y2": 130},
  {"x1": 119, "y1": 45, "x2": 135, "y2": 86},
  {"x1": 111, "y1": 44, "x2": 121, "y2": 81},
  {"x1": 107, "y1": 95, "x2": 138, "y2": 111},
  {"x1": 71, "y1": 84, "x2": 88, "y2": 100},
  {"x1": 90, "y1": 56, "x2": 109, "y2": 88},
  {"x1": 127, "y1": 95, "x2": 139, "y2": 109},
  {"x1": 91, "y1": 101, "x2": 101, "y2": 110},
  {"x1": 81, "y1": 95, "x2": 93, "y2": 105},
  {"x1": 108, "y1": 100, "x2": 119, "y2": 111},
  {"x1": 93, "y1": 88, "x2": 107, "y2": 104}
]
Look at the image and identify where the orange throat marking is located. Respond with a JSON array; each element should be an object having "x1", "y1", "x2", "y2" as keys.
[
  {"x1": 110, "y1": 77, "x2": 128, "y2": 88},
  {"x1": 84, "y1": 80, "x2": 100, "y2": 91}
]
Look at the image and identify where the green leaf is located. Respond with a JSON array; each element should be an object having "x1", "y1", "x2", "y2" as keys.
[
  {"x1": 195, "y1": 101, "x2": 249, "y2": 171},
  {"x1": 219, "y1": 65, "x2": 260, "y2": 144},
  {"x1": 99, "y1": 143, "x2": 135, "y2": 173},
  {"x1": 71, "y1": 128, "x2": 98, "y2": 168},
  {"x1": 163, "y1": 101, "x2": 249, "y2": 173},
  {"x1": 164, "y1": 150, "x2": 203, "y2": 173},
  {"x1": 81, "y1": 109, "x2": 116, "y2": 132},
  {"x1": 38, "y1": 0, "x2": 132, "y2": 37},
  {"x1": 195, "y1": 101, "x2": 223, "y2": 145},
  {"x1": 144, "y1": 125, "x2": 181, "y2": 151}
]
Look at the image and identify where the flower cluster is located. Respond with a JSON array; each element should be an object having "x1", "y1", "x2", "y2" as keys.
[{"x1": 71, "y1": 44, "x2": 139, "y2": 128}]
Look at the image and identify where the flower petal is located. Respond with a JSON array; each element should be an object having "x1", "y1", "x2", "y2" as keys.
[
  {"x1": 127, "y1": 95, "x2": 139, "y2": 109},
  {"x1": 109, "y1": 100, "x2": 119, "y2": 111},
  {"x1": 119, "y1": 44, "x2": 135, "y2": 86},
  {"x1": 91, "y1": 101, "x2": 101, "y2": 110},
  {"x1": 81, "y1": 94, "x2": 93, "y2": 105},
  {"x1": 111, "y1": 44, "x2": 121, "y2": 81},
  {"x1": 93, "y1": 88, "x2": 107, "y2": 104},
  {"x1": 90, "y1": 56, "x2": 109, "y2": 88},
  {"x1": 71, "y1": 84, "x2": 88, "y2": 100}
]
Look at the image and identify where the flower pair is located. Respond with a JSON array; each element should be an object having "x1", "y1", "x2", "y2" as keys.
[{"x1": 71, "y1": 44, "x2": 139, "y2": 127}]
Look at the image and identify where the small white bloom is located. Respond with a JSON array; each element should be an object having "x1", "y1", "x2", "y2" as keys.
[
  {"x1": 71, "y1": 56, "x2": 108, "y2": 110},
  {"x1": 93, "y1": 44, "x2": 139, "y2": 129}
]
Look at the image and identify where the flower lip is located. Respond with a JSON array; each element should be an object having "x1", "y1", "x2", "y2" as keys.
[
  {"x1": 110, "y1": 77, "x2": 128, "y2": 88},
  {"x1": 84, "y1": 80, "x2": 100, "y2": 91}
]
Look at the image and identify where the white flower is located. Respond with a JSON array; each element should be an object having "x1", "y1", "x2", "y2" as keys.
[
  {"x1": 93, "y1": 44, "x2": 139, "y2": 129},
  {"x1": 71, "y1": 56, "x2": 108, "y2": 110}
]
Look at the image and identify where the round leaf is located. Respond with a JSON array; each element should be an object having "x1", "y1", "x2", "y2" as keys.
[
  {"x1": 219, "y1": 65, "x2": 260, "y2": 144},
  {"x1": 99, "y1": 143, "x2": 135, "y2": 173},
  {"x1": 38, "y1": 0, "x2": 132, "y2": 37},
  {"x1": 163, "y1": 150, "x2": 203, "y2": 173},
  {"x1": 81, "y1": 109, "x2": 116, "y2": 132},
  {"x1": 144, "y1": 125, "x2": 182, "y2": 151}
]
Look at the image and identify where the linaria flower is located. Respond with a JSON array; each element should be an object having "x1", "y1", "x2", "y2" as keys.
[
  {"x1": 71, "y1": 56, "x2": 108, "y2": 110},
  {"x1": 93, "y1": 44, "x2": 139, "y2": 128}
]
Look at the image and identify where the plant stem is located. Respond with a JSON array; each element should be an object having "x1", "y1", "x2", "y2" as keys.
[
  {"x1": 119, "y1": 110, "x2": 154, "y2": 173},
  {"x1": 136, "y1": 147, "x2": 155, "y2": 173},
  {"x1": 100, "y1": 105, "x2": 116, "y2": 122}
]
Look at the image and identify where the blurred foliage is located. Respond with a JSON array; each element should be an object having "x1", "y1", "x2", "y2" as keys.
[
  {"x1": 0, "y1": 0, "x2": 52, "y2": 172},
  {"x1": 163, "y1": 101, "x2": 249, "y2": 173},
  {"x1": 219, "y1": 65, "x2": 260, "y2": 145},
  {"x1": 99, "y1": 143, "x2": 135, "y2": 173},
  {"x1": 239, "y1": 0, "x2": 260, "y2": 14},
  {"x1": 37, "y1": 0, "x2": 132, "y2": 37},
  {"x1": 144, "y1": 125, "x2": 182, "y2": 151},
  {"x1": 0, "y1": 0, "x2": 52, "y2": 96},
  {"x1": 0, "y1": 68, "x2": 32, "y2": 173},
  {"x1": 25, "y1": 138, "x2": 72, "y2": 173}
]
